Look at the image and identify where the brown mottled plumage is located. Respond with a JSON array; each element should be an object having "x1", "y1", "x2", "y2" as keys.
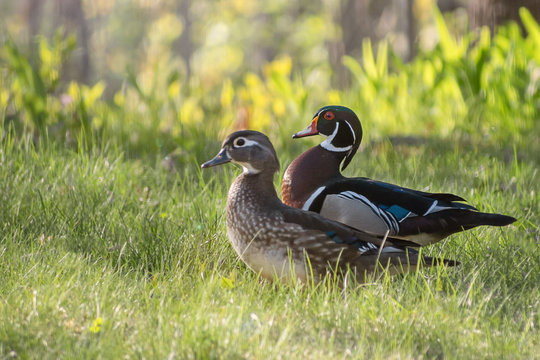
[{"x1": 202, "y1": 130, "x2": 457, "y2": 283}]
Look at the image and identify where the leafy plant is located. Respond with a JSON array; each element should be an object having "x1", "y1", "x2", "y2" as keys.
[
  {"x1": 342, "y1": 7, "x2": 539, "y2": 144},
  {"x1": 1, "y1": 7, "x2": 538, "y2": 158}
]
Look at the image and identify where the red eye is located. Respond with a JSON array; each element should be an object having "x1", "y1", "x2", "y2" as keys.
[{"x1": 324, "y1": 112, "x2": 335, "y2": 121}]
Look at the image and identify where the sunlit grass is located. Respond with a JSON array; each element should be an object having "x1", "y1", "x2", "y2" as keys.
[{"x1": 0, "y1": 129, "x2": 538, "y2": 358}]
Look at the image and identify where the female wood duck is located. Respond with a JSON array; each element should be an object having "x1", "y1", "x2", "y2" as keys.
[
  {"x1": 202, "y1": 130, "x2": 456, "y2": 283},
  {"x1": 282, "y1": 105, "x2": 516, "y2": 246}
]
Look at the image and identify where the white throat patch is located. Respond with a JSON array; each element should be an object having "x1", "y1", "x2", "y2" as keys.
[
  {"x1": 238, "y1": 162, "x2": 261, "y2": 174},
  {"x1": 320, "y1": 123, "x2": 353, "y2": 152}
]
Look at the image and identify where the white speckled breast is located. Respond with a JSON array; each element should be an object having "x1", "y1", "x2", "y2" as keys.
[{"x1": 226, "y1": 177, "x2": 309, "y2": 281}]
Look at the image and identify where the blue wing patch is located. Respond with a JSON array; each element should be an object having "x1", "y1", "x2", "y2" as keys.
[{"x1": 379, "y1": 204, "x2": 411, "y2": 221}]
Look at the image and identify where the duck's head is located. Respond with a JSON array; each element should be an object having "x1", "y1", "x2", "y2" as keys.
[
  {"x1": 293, "y1": 105, "x2": 362, "y2": 171},
  {"x1": 201, "y1": 130, "x2": 279, "y2": 175}
]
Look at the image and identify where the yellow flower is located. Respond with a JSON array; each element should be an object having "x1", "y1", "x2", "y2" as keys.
[
  {"x1": 221, "y1": 78, "x2": 235, "y2": 107},
  {"x1": 263, "y1": 56, "x2": 292, "y2": 77},
  {"x1": 327, "y1": 90, "x2": 342, "y2": 104},
  {"x1": 272, "y1": 99, "x2": 286, "y2": 117},
  {"x1": 89, "y1": 317, "x2": 103, "y2": 333},
  {"x1": 168, "y1": 81, "x2": 181, "y2": 99}
]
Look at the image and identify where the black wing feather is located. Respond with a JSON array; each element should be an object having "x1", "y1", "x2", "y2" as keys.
[{"x1": 309, "y1": 177, "x2": 476, "y2": 215}]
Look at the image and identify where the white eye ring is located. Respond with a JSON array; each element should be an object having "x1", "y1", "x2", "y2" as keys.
[
  {"x1": 233, "y1": 137, "x2": 258, "y2": 148},
  {"x1": 234, "y1": 137, "x2": 246, "y2": 147}
]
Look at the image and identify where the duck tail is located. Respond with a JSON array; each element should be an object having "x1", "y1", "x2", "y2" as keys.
[
  {"x1": 400, "y1": 210, "x2": 517, "y2": 240},
  {"x1": 471, "y1": 212, "x2": 517, "y2": 227}
]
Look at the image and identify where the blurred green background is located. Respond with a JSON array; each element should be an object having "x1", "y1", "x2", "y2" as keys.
[{"x1": 0, "y1": 0, "x2": 539, "y2": 161}]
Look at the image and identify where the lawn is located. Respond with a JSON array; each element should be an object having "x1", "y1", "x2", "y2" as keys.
[{"x1": 0, "y1": 131, "x2": 538, "y2": 359}]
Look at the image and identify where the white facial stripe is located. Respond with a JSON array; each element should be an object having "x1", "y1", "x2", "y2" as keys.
[
  {"x1": 320, "y1": 122, "x2": 338, "y2": 140},
  {"x1": 344, "y1": 120, "x2": 356, "y2": 143},
  {"x1": 320, "y1": 123, "x2": 352, "y2": 152}
]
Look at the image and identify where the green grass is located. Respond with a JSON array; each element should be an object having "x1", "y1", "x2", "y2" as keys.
[{"x1": 0, "y1": 131, "x2": 538, "y2": 359}]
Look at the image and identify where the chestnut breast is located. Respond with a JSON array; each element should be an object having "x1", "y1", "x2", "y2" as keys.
[{"x1": 282, "y1": 146, "x2": 344, "y2": 209}]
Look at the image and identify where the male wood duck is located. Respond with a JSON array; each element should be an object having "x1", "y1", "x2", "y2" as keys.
[
  {"x1": 282, "y1": 105, "x2": 516, "y2": 246},
  {"x1": 202, "y1": 130, "x2": 456, "y2": 283}
]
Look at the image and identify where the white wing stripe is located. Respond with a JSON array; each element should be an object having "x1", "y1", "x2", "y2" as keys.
[
  {"x1": 302, "y1": 186, "x2": 326, "y2": 211},
  {"x1": 339, "y1": 191, "x2": 397, "y2": 230},
  {"x1": 337, "y1": 191, "x2": 400, "y2": 234},
  {"x1": 423, "y1": 200, "x2": 456, "y2": 215},
  {"x1": 398, "y1": 211, "x2": 413, "y2": 223}
]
